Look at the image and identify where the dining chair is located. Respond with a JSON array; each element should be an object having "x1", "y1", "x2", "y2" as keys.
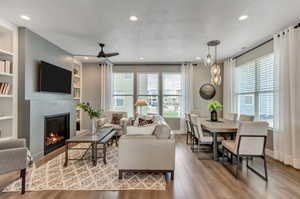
[
  {"x1": 190, "y1": 115, "x2": 223, "y2": 155},
  {"x1": 187, "y1": 114, "x2": 198, "y2": 151},
  {"x1": 238, "y1": 114, "x2": 255, "y2": 121},
  {"x1": 185, "y1": 113, "x2": 192, "y2": 145},
  {"x1": 221, "y1": 121, "x2": 269, "y2": 181},
  {"x1": 223, "y1": 113, "x2": 238, "y2": 121}
]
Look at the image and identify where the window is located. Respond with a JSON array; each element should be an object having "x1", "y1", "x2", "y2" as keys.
[
  {"x1": 137, "y1": 73, "x2": 159, "y2": 115},
  {"x1": 112, "y1": 73, "x2": 134, "y2": 117},
  {"x1": 112, "y1": 71, "x2": 182, "y2": 118},
  {"x1": 235, "y1": 54, "x2": 274, "y2": 127},
  {"x1": 163, "y1": 73, "x2": 182, "y2": 118}
]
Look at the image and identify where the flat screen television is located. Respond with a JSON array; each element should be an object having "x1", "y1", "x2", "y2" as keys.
[{"x1": 39, "y1": 61, "x2": 72, "y2": 94}]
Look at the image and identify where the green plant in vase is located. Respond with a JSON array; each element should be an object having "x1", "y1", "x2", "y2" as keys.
[
  {"x1": 208, "y1": 100, "x2": 223, "y2": 122},
  {"x1": 77, "y1": 102, "x2": 102, "y2": 132}
]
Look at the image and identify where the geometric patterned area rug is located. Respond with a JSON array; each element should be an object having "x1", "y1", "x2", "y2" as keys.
[{"x1": 4, "y1": 144, "x2": 166, "y2": 192}]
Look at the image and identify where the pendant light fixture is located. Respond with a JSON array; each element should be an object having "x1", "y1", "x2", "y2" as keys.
[
  {"x1": 205, "y1": 45, "x2": 214, "y2": 66},
  {"x1": 207, "y1": 40, "x2": 222, "y2": 86}
]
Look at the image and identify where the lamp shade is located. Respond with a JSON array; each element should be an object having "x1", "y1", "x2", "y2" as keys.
[{"x1": 135, "y1": 98, "x2": 148, "y2": 106}]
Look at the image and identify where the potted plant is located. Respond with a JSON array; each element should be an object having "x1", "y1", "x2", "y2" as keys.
[
  {"x1": 208, "y1": 100, "x2": 223, "y2": 122},
  {"x1": 77, "y1": 102, "x2": 102, "y2": 132}
]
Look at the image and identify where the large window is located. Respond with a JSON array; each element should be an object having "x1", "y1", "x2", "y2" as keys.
[
  {"x1": 163, "y1": 73, "x2": 182, "y2": 118},
  {"x1": 112, "y1": 73, "x2": 134, "y2": 117},
  {"x1": 112, "y1": 72, "x2": 182, "y2": 118},
  {"x1": 235, "y1": 54, "x2": 274, "y2": 127},
  {"x1": 137, "y1": 73, "x2": 159, "y2": 115}
]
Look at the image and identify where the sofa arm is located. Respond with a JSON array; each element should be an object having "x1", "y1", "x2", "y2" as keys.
[
  {"x1": 118, "y1": 135, "x2": 175, "y2": 171},
  {"x1": 0, "y1": 138, "x2": 26, "y2": 150},
  {"x1": 96, "y1": 118, "x2": 109, "y2": 127},
  {"x1": 0, "y1": 148, "x2": 27, "y2": 174}
]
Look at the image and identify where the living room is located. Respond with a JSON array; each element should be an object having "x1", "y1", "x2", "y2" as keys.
[{"x1": 0, "y1": 1, "x2": 300, "y2": 199}]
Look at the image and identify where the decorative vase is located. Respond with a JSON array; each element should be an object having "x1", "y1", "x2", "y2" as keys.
[
  {"x1": 211, "y1": 110, "x2": 218, "y2": 122},
  {"x1": 91, "y1": 119, "x2": 97, "y2": 133}
]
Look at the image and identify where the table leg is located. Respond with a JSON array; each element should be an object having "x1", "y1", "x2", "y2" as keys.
[
  {"x1": 92, "y1": 143, "x2": 97, "y2": 166},
  {"x1": 64, "y1": 142, "x2": 68, "y2": 167},
  {"x1": 103, "y1": 143, "x2": 107, "y2": 164},
  {"x1": 213, "y1": 132, "x2": 218, "y2": 161}
]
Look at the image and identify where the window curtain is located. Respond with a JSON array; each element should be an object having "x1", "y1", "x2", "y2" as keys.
[
  {"x1": 180, "y1": 63, "x2": 194, "y2": 131},
  {"x1": 223, "y1": 58, "x2": 236, "y2": 113},
  {"x1": 100, "y1": 62, "x2": 113, "y2": 111},
  {"x1": 273, "y1": 27, "x2": 300, "y2": 169}
]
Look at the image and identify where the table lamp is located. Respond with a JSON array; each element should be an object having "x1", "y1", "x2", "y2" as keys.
[{"x1": 135, "y1": 98, "x2": 148, "y2": 117}]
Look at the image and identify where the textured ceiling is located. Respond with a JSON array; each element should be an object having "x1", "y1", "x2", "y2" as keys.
[{"x1": 1, "y1": 0, "x2": 300, "y2": 62}]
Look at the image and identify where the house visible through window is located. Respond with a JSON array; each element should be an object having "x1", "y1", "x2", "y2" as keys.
[{"x1": 235, "y1": 54, "x2": 274, "y2": 127}]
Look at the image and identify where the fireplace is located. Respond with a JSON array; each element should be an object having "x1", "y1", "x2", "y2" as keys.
[{"x1": 44, "y1": 113, "x2": 70, "y2": 155}]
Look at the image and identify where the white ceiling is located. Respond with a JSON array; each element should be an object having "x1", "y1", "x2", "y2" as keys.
[{"x1": 1, "y1": 0, "x2": 300, "y2": 63}]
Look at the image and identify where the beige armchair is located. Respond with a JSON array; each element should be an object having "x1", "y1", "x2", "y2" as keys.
[
  {"x1": 0, "y1": 138, "x2": 27, "y2": 194},
  {"x1": 223, "y1": 113, "x2": 238, "y2": 121},
  {"x1": 222, "y1": 121, "x2": 268, "y2": 181}
]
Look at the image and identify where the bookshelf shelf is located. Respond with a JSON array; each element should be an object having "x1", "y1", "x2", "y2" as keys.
[
  {"x1": 0, "y1": 49, "x2": 13, "y2": 57},
  {"x1": 73, "y1": 59, "x2": 82, "y2": 132},
  {"x1": 0, "y1": 94, "x2": 13, "y2": 98},
  {"x1": 0, "y1": 116, "x2": 13, "y2": 121},
  {"x1": 0, "y1": 72, "x2": 14, "y2": 77}
]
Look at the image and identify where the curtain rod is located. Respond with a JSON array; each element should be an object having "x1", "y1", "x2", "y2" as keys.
[
  {"x1": 113, "y1": 63, "x2": 199, "y2": 66},
  {"x1": 233, "y1": 22, "x2": 300, "y2": 60}
]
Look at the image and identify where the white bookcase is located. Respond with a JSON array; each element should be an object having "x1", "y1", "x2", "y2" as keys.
[
  {"x1": 0, "y1": 19, "x2": 18, "y2": 139},
  {"x1": 73, "y1": 59, "x2": 82, "y2": 133}
]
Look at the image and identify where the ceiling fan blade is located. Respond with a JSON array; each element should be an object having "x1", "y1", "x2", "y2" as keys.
[
  {"x1": 73, "y1": 55, "x2": 98, "y2": 57},
  {"x1": 104, "y1": 52, "x2": 119, "y2": 58}
]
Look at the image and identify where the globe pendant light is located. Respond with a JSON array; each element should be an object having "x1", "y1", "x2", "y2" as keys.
[
  {"x1": 207, "y1": 40, "x2": 222, "y2": 86},
  {"x1": 205, "y1": 46, "x2": 214, "y2": 66}
]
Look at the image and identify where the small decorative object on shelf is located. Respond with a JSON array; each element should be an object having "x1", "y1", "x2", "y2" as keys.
[
  {"x1": 208, "y1": 100, "x2": 223, "y2": 122},
  {"x1": 0, "y1": 82, "x2": 10, "y2": 95},
  {"x1": 0, "y1": 60, "x2": 12, "y2": 74},
  {"x1": 77, "y1": 102, "x2": 103, "y2": 132}
]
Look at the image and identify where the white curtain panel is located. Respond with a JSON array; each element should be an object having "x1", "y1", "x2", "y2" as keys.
[
  {"x1": 223, "y1": 59, "x2": 236, "y2": 113},
  {"x1": 273, "y1": 27, "x2": 300, "y2": 169},
  {"x1": 180, "y1": 63, "x2": 194, "y2": 131},
  {"x1": 99, "y1": 62, "x2": 113, "y2": 111}
]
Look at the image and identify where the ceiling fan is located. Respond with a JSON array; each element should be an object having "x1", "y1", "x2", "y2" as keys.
[{"x1": 76, "y1": 43, "x2": 119, "y2": 59}]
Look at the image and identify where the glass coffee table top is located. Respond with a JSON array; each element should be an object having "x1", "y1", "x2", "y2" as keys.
[{"x1": 66, "y1": 127, "x2": 114, "y2": 143}]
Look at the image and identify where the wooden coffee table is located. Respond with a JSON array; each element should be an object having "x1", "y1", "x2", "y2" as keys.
[{"x1": 64, "y1": 127, "x2": 116, "y2": 166}]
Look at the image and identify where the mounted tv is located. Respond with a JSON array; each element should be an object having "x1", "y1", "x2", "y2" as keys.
[{"x1": 39, "y1": 61, "x2": 72, "y2": 94}]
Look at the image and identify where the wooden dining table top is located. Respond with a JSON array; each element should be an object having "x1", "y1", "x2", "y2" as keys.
[{"x1": 198, "y1": 118, "x2": 239, "y2": 133}]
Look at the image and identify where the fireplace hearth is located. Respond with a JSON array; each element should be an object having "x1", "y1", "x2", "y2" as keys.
[{"x1": 44, "y1": 113, "x2": 70, "y2": 155}]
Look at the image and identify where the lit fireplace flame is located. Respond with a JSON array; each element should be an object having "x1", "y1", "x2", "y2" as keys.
[{"x1": 46, "y1": 132, "x2": 64, "y2": 146}]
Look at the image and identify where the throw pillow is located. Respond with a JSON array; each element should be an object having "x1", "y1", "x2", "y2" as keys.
[
  {"x1": 138, "y1": 118, "x2": 154, "y2": 126},
  {"x1": 111, "y1": 113, "x2": 123, "y2": 125},
  {"x1": 153, "y1": 123, "x2": 171, "y2": 139}
]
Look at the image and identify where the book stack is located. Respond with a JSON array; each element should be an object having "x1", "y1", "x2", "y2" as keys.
[
  {"x1": 0, "y1": 60, "x2": 12, "y2": 74},
  {"x1": 0, "y1": 82, "x2": 10, "y2": 95}
]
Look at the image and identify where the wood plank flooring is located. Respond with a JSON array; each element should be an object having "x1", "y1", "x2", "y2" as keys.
[{"x1": 1, "y1": 135, "x2": 300, "y2": 199}]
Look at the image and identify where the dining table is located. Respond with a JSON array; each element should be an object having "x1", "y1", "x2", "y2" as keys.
[{"x1": 199, "y1": 119, "x2": 239, "y2": 161}]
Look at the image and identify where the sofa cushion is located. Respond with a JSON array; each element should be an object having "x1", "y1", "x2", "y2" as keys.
[
  {"x1": 153, "y1": 123, "x2": 171, "y2": 139},
  {"x1": 127, "y1": 125, "x2": 156, "y2": 135}
]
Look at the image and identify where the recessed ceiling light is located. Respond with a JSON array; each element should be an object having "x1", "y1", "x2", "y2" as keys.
[
  {"x1": 84, "y1": 56, "x2": 89, "y2": 60},
  {"x1": 20, "y1": 15, "x2": 31, "y2": 21},
  {"x1": 129, "y1": 16, "x2": 138, "y2": 21},
  {"x1": 139, "y1": 57, "x2": 144, "y2": 60},
  {"x1": 196, "y1": 57, "x2": 201, "y2": 60},
  {"x1": 239, "y1": 15, "x2": 248, "y2": 21}
]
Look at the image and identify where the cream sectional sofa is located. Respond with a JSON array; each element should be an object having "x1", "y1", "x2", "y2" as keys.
[{"x1": 118, "y1": 115, "x2": 176, "y2": 180}]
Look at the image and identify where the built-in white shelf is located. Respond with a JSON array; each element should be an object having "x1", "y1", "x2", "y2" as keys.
[
  {"x1": 0, "y1": 94, "x2": 13, "y2": 98},
  {"x1": 0, "y1": 72, "x2": 14, "y2": 77},
  {"x1": 0, "y1": 116, "x2": 13, "y2": 121},
  {"x1": 73, "y1": 97, "x2": 80, "y2": 100},
  {"x1": 73, "y1": 86, "x2": 80, "y2": 89},
  {"x1": 0, "y1": 49, "x2": 14, "y2": 56},
  {"x1": 74, "y1": 75, "x2": 80, "y2": 79}
]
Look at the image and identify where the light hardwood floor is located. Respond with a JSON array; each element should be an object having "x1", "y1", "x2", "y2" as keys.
[{"x1": 1, "y1": 135, "x2": 300, "y2": 199}]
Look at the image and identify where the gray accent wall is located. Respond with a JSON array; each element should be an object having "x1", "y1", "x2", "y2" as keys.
[{"x1": 18, "y1": 28, "x2": 76, "y2": 160}]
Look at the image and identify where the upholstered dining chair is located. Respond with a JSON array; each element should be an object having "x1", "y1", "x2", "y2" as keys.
[
  {"x1": 184, "y1": 113, "x2": 192, "y2": 145},
  {"x1": 189, "y1": 114, "x2": 223, "y2": 155},
  {"x1": 223, "y1": 113, "x2": 238, "y2": 121},
  {"x1": 221, "y1": 121, "x2": 269, "y2": 181},
  {"x1": 0, "y1": 138, "x2": 27, "y2": 194},
  {"x1": 239, "y1": 114, "x2": 255, "y2": 121}
]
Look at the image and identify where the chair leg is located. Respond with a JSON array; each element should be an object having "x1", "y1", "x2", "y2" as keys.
[
  {"x1": 235, "y1": 155, "x2": 240, "y2": 178},
  {"x1": 170, "y1": 171, "x2": 174, "y2": 180},
  {"x1": 263, "y1": 155, "x2": 268, "y2": 182},
  {"x1": 118, "y1": 170, "x2": 123, "y2": 180},
  {"x1": 246, "y1": 155, "x2": 268, "y2": 182},
  {"x1": 186, "y1": 132, "x2": 189, "y2": 144},
  {"x1": 20, "y1": 168, "x2": 26, "y2": 194}
]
